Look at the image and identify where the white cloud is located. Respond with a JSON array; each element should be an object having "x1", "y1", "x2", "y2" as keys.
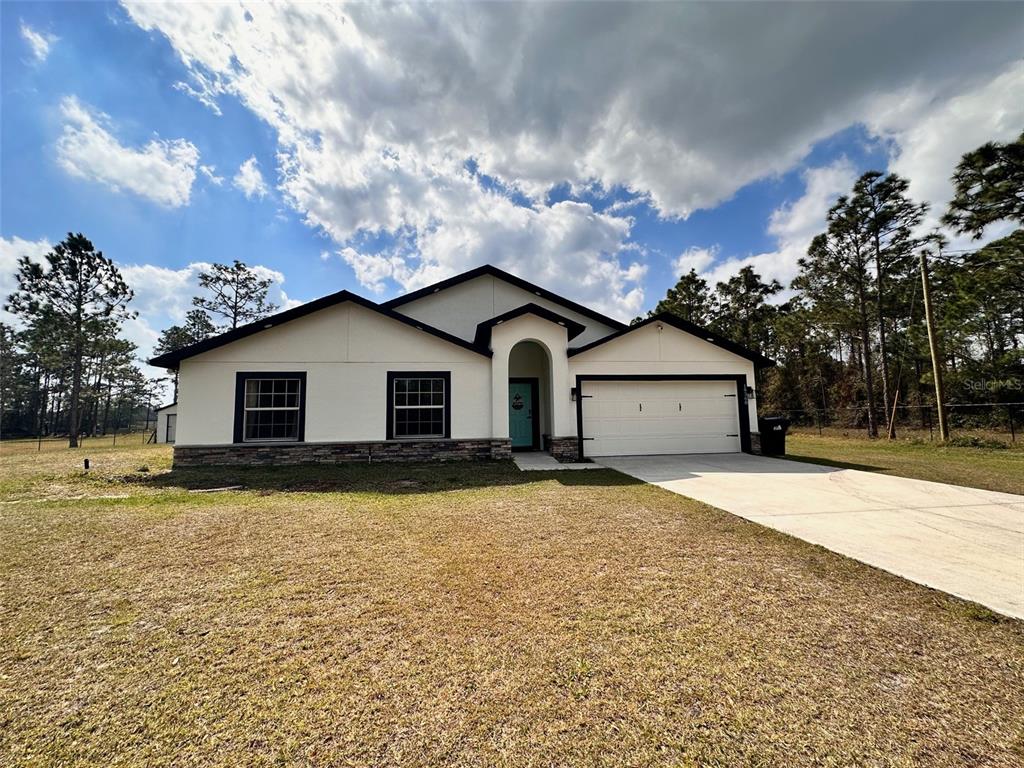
[
  {"x1": 20, "y1": 23, "x2": 56, "y2": 63},
  {"x1": 700, "y1": 158, "x2": 859, "y2": 292},
  {"x1": 56, "y1": 96, "x2": 200, "y2": 207},
  {"x1": 119, "y1": 260, "x2": 292, "y2": 374},
  {"x1": 866, "y1": 60, "x2": 1024, "y2": 243},
  {"x1": 199, "y1": 164, "x2": 224, "y2": 185},
  {"x1": 673, "y1": 245, "x2": 719, "y2": 276},
  {"x1": 1, "y1": 237, "x2": 294, "y2": 379},
  {"x1": 233, "y1": 156, "x2": 268, "y2": 199},
  {"x1": 121, "y1": 2, "x2": 1024, "y2": 312}
]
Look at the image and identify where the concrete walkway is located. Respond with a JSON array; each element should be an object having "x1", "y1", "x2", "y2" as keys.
[
  {"x1": 595, "y1": 453, "x2": 1024, "y2": 619},
  {"x1": 513, "y1": 452, "x2": 602, "y2": 471}
]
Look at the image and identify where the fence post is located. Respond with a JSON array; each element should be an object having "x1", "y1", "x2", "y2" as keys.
[
  {"x1": 927, "y1": 406, "x2": 933, "y2": 442},
  {"x1": 1009, "y1": 405, "x2": 1016, "y2": 443}
]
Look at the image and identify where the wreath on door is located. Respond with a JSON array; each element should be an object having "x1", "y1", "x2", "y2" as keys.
[{"x1": 511, "y1": 393, "x2": 525, "y2": 410}]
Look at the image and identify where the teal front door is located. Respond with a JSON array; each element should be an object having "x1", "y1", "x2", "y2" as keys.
[{"x1": 509, "y1": 380, "x2": 536, "y2": 449}]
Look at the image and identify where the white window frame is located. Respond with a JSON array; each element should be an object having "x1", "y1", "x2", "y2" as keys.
[{"x1": 242, "y1": 377, "x2": 302, "y2": 442}]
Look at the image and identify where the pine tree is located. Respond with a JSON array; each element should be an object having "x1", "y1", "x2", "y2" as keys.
[
  {"x1": 651, "y1": 269, "x2": 715, "y2": 325},
  {"x1": 852, "y1": 171, "x2": 927, "y2": 437},
  {"x1": 712, "y1": 266, "x2": 781, "y2": 353},
  {"x1": 943, "y1": 131, "x2": 1024, "y2": 237},
  {"x1": 5, "y1": 233, "x2": 134, "y2": 447},
  {"x1": 193, "y1": 260, "x2": 278, "y2": 330},
  {"x1": 795, "y1": 198, "x2": 879, "y2": 436}
]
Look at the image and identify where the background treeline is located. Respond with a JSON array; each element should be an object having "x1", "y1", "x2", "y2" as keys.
[
  {"x1": 3, "y1": 135, "x2": 1020, "y2": 445},
  {"x1": 643, "y1": 132, "x2": 1023, "y2": 438},
  {"x1": 1, "y1": 237, "x2": 277, "y2": 445}
]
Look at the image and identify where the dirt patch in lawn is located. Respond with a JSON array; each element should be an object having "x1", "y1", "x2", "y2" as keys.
[{"x1": 1, "y1": 445, "x2": 1023, "y2": 766}]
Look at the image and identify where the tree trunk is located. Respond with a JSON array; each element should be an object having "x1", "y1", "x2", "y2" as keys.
[
  {"x1": 856, "y1": 280, "x2": 879, "y2": 437},
  {"x1": 68, "y1": 340, "x2": 83, "y2": 448},
  {"x1": 51, "y1": 375, "x2": 64, "y2": 435},
  {"x1": 873, "y1": 245, "x2": 895, "y2": 439},
  {"x1": 101, "y1": 382, "x2": 112, "y2": 434}
]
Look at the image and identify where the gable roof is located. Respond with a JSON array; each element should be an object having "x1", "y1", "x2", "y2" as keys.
[
  {"x1": 382, "y1": 264, "x2": 628, "y2": 332},
  {"x1": 148, "y1": 290, "x2": 490, "y2": 369},
  {"x1": 567, "y1": 312, "x2": 776, "y2": 368},
  {"x1": 472, "y1": 303, "x2": 587, "y2": 348}
]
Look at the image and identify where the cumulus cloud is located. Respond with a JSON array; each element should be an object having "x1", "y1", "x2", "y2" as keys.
[
  {"x1": 20, "y1": 23, "x2": 56, "y2": 62},
  {"x1": 673, "y1": 246, "x2": 720, "y2": 276},
  {"x1": 56, "y1": 96, "x2": 200, "y2": 207},
  {"x1": 1, "y1": 236, "x2": 293, "y2": 377},
  {"x1": 866, "y1": 60, "x2": 1024, "y2": 242},
  {"x1": 232, "y1": 156, "x2": 268, "y2": 199},
  {"x1": 701, "y1": 159, "x2": 859, "y2": 292},
  {"x1": 121, "y1": 2, "x2": 1024, "y2": 311},
  {"x1": 119, "y1": 260, "x2": 292, "y2": 373}
]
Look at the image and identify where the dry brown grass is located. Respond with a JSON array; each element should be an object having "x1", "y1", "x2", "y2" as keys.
[{"x1": 2, "y1": 441, "x2": 1023, "y2": 766}]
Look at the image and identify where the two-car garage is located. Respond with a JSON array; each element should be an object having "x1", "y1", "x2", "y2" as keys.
[
  {"x1": 578, "y1": 378, "x2": 747, "y2": 457},
  {"x1": 567, "y1": 313, "x2": 773, "y2": 460}
]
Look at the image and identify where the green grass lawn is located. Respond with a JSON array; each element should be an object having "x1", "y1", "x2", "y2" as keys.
[
  {"x1": 2, "y1": 441, "x2": 1023, "y2": 766},
  {"x1": 786, "y1": 430, "x2": 1024, "y2": 495}
]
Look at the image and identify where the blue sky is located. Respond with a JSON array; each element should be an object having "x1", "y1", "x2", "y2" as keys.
[{"x1": 2, "y1": 2, "x2": 1022, "y2": 372}]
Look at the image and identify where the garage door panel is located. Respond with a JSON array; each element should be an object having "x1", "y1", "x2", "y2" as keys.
[
  {"x1": 583, "y1": 379, "x2": 742, "y2": 456},
  {"x1": 589, "y1": 434, "x2": 739, "y2": 456}
]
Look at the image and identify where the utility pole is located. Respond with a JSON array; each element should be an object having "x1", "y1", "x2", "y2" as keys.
[{"x1": 919, "y1": 247, "x2": 949, "y2": 442}]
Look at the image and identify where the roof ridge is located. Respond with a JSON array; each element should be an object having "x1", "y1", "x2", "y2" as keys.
[
  {"x1": 148, "y1": 288, "x2": 490, "y2": 369},
  {"x1": 568, "y1": 312, "x2": 776, "y2": 368},
  {"x1": 383, "y1": 264, "x2": 627, "y2": 331}
]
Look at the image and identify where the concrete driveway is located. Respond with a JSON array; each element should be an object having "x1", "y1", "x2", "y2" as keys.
[{"x1": 596, "y1": 453, "x2": 1024, "y2": 619}]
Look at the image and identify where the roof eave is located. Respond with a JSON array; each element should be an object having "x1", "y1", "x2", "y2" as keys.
[
  {"x1": 383, "y1": 264, "x2": 628, "y2": 332},
  {"x1": 472, "y1": 302, "x2": 587, "y2": 348},
  {"x1": 568, "y1": 313, "x2": 776, "y2": 368},
  {"x1": 147, "y1": 289, "x2": 491, "y2": 368}
]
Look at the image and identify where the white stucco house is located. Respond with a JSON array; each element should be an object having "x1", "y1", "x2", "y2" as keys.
[{"x1": 149, "y1": 265, "x2": 774, "y2": 466}]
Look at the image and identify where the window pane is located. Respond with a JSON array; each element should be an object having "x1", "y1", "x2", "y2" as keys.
[
  {"x1": 245, "y1": 380, "x2": 260, "y2": 407},
  {"x1": 241, "y1": 377, "x2": 302, "y2": 441},
  {"x1": 244, "y1": 409, "x2": 298, "y2": 441},
  {"x1": 394, "y1": 406, "x2": 443, "y2": 437}
]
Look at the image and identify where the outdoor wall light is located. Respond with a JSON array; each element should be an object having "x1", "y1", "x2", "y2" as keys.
[{"x1": 746, "y1": 385, "x2": 756, "y2": 398}]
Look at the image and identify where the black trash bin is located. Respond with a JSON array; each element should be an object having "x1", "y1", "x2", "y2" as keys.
[{"x1": 758, "y1": 416, "x2": 790, "y2": 455}]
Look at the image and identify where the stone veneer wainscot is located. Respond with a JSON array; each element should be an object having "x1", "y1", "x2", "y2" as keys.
[{"x1": 174, "y1": 439, "x2": 513, "y2": 466}]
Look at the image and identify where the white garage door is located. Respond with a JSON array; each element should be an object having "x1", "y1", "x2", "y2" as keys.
[{"x1": 583, "y1": 380, "x2": 742, "y2": 456}]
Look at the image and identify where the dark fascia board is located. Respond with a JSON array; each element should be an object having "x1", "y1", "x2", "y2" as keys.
[
  {"x1": 381, "y1": 264, "x2": 628, "y2": 332},
  {"x1": 568, "y1": 312, "x2": 777, "y2": 368},
  {"x1": 148, "y1": 290, "x2": 491, "y2": 369},
  {"x1": 473, "y1": 303, "x2": 587, "y2": 348}
]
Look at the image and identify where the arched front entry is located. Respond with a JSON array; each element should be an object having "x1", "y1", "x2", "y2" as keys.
[
  {"x1": 488, "y1": 313, "x2": 574, "y2": 455},
  {"x1": 508, "y1": 340, "x2": 552, "y2": 450}
]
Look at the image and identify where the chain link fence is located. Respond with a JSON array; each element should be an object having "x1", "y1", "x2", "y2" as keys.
[{"x1": 770, "y1": 401, "x2": 1021, "y2": 444}]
